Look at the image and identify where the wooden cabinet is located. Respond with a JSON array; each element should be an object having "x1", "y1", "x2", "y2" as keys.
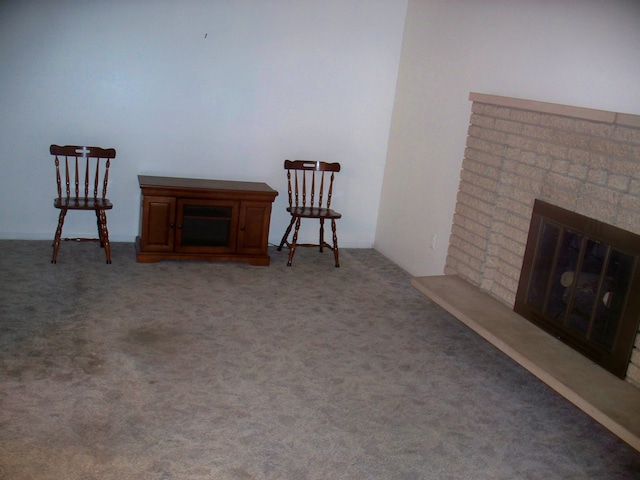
[{"x1": 136, "y1": 176, "x2": 278, "y2": 265}]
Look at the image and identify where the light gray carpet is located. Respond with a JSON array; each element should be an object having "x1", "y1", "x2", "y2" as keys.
[{"x1": 1, "y1": 240, "x2": 639, "y2": 479}]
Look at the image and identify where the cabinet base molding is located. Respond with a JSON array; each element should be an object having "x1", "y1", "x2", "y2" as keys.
[{"x1": 135, "y1": 237, "x2": 271, "y2": 265}]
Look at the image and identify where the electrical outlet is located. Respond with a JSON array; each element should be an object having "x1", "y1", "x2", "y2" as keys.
[{"x1": 430, "y1": 233, "x2": 437, "y2": 250}]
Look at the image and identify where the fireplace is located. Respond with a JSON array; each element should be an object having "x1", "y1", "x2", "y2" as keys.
[
  {"x1": 445, "y1": 93, "x2": 640, "y2": 386},
  {"x1": 514, "y1": 200, "x2": 640, "y2": 378}
]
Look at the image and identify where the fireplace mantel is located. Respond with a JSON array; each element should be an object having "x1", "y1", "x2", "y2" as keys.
[{"x1": 468, "y1": 92, "x2": 640, "y2": 128}]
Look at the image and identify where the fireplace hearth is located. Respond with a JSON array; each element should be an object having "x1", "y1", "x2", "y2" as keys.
[{"x1": 515, "y1": 200, "x2": 640, "y2": 378}]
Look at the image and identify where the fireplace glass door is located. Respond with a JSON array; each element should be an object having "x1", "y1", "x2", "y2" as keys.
[{"x1": 515, "y1": 200, "x2": 640, "y2": 378}]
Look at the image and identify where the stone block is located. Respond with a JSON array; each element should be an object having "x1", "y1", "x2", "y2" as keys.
[
  {"x1": 496, "y1": 196, "x2": 531, "y2": 219},
  {"x1": 505, "y1": 134, "x2": 537, "y2": 151},
  {"x1": 504, "y1": 147, "x2": 522, "y2": 161},
  {"x1": 459, "y1": 182, "x2": 497, "y2": 204},
  {"x1": 494, "y1": 221, "x2": 528, "y2": 244},
  {"x1": 615, "y1": 209, "x2": 640, "y2": 235},
  {"x1": 497, "y1": 247, "x2": 525, "y2": 271},
  {"x1": 461, "y1": 170, "x2": 499, "y2": 193},
  {"x1": 466, "y1": 136, "x2": 506, "y2": 156},
  {"x1": 626, "y1": 362, "x2": 640, "y2": 386},
  {"x1": 608, "y1": 158, "x2": 640, "y2": 178},
  {"x1": 573, "y1": 119, "x2": 614, "y2": 138},
  {"x1": 540, "y1": 187, "x2": 578, "y2": 210},
  {"x1": 590, "y1": 138, "x2": 634, "y2": 159},
  {"x1": 630, "y1": 179, "x2": 640, "y2": 196},
  {"x1": 497, "y1": 262, "x2": 522, "y2": 285},
  {"x1": 566, "y1": 148, "x2": 591, "y2": 165},
  {"x1": 515, "y1": 162, "x2": 546, "y2": 180},
  {"x1": 464, "y1": 147, "x2": 503, "y2": 168},
  {"x1": 463, "y1": 157, "x2": 501, "y2": 180},
  {"x1": 500, "y1": 236, "x2": 527, "y2": 259},
  {"x1": 539, "y1": 114, "x2": 579, "y2": 131},
  {"x1": 581, "y1": 182, "x2": 621, "y2": 205},
  {"x1": 568, "y1": 164, "x2": 588, "y2": 180},
  {"x1": 587, "y1": 169, "x2": 608, "y2": 186},
  {"x1": 552, "y1": 131, "x2": 591, "y2": 150},
  {"x1": 522, "y1": 124, "x2": 554, "y2": 141},
  {"x1": 509, "y1": 109, "x2": 542, "y2": 125},
  {"x1": 495, "y1": 118, "x2": 523, "y2": 134},
  {"x1": 457, "y1": 192, "x2": 494, "y2": 217},
  {"x1": 470, "y1": 113, "x2": 496, "y2": 129},
  {"x1": 536, "y1": 142, "x2": 568, "y2": 158},
  {"x1": 611, "y1": 125, "x2": 640, "y2": 144},
  {"x1": 489, "y1": 282, "x2": 516, "y2": 307},
  {"x1": 511, "y1": 175, "x2": 544, "y2": 196},
  {"x1": 456, "y1": 202, "x2": 493, "y2": 228},
  {"x1": 502, "y1": 187, "x2": 538, "y2": 209},
  {"x1": 575, "y1": 197, "x2": 617, "y2": 224},
  {"x1": 546, "y1": 172, "x2": 583, "y2": 191},
  {"x1": 482, "y1": 128, "x2": 509, "y2": 145},
  {"x1": 551, "y1": 159, "x2": 571, "y2": 175},
  {"x1": 454, "y1": 237, "x2": 486, "y2": 263},
  {"x1": 587, "y1": 153, "x2": 611, "y2": 170},
  {"x1": 607, "y1": 174, "x2": 631, "y2": 192},
  {"x1": 482, "y1": 104, "x2": 512, "y2": 120}
]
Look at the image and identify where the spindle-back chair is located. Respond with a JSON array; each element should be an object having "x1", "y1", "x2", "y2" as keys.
[
  {"x1": 50, "y1": 144, "x2": 116, "y2": 264},
  {"x1": 277, "y1": 160, "x2": 342, "y2": 267}
]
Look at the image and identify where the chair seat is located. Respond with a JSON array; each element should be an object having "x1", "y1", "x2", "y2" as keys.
[
  {"x1": 54, "y1": 197, "x2": 113, "y2": 210},
  {"x1": 287, "y1": 206, "x2": 342, "y2": 219}
]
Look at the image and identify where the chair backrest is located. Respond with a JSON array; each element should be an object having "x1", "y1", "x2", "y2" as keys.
[
  {"x1": 50, "y1": 144, "x2": 116, "y2": 199},
  {"x1": 284, "y1": 160, "x2": 341, "y2": 210}
]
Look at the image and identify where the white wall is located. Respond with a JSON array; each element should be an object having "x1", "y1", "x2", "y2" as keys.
[
  {"x1": 0, "y1": 0, "x2": 407, "y2": 246},
  {"x1": 376, "y1": 0, "x2": 640, "y2": 277}
]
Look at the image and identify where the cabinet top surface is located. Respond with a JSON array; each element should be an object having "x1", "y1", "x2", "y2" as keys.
[{"x1": 138, "y1": 175, "x2": 278, "y2": 194}]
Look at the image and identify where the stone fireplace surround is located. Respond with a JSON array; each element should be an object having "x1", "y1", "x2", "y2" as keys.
[{"x1": 445, "y1": 93, "x2": 640, "y2": 387}]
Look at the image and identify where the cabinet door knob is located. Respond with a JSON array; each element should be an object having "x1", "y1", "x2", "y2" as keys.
[
  {"x1": 170, "y1": 223, "x2": 175, "y2": 229},
  {"x1": 240, "y1": 225, "x2": 245, "y2": 231}
]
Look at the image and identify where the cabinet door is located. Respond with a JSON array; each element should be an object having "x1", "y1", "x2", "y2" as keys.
[
  {"x1": 140, "y1": 196, "x2": 176, "y2": 252},
  {"x1": 237, "y1": 201, "x2": 272, "y2": 255},
  {"x1": 176, "y1": 199, "x2": 239, "y2": 253}
]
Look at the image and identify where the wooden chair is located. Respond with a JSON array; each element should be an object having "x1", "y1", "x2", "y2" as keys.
[
  {"x1": 50, "y1": 144, "x2": 116, "y2": 264},
  {"x1": 277, "y1": 160, "x2": 342, "y2": 267}
]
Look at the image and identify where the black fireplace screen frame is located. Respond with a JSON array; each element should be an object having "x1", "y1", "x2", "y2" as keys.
[{"x1": 515, "y1": 199, "x2": 640, "y2": 379}]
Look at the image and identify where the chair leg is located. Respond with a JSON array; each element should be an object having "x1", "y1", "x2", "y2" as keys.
[
  {"x1": 319, "y1": 218, "x2": 325, "y2": 252},
  {"x1": 51, "y1": 208, "x2": 67, "y2": 264},
  {"x1": 95, "y1": 210, "x2": 104, "y2": 248},
  {"x1": 97, "y1": 209, "x2": 112, "y2": 264},
  {"x1": 277, "y1": 216, "x2": 296, "y2": 251},
  {"x1": 331, "y1": 219, "x2": 339, "y2": 267},
  {"x1": 287, "y1": 217, "x2": 301, "y2": 266}
]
